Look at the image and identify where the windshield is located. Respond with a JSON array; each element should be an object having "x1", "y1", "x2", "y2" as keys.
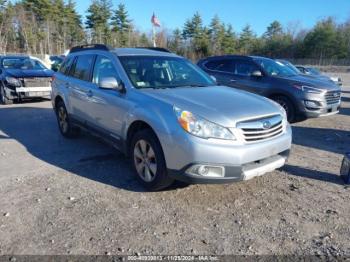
[
  {"x1": 307, "y1": 67, "x2": 321, "y2": 75},
  {"x1": 255, "y1": 58, "x2": 298, "y2": 77},
  {"x1": 119, "y1": 56, "x2": 215, "y2": 89},
  {"x1": 1, "y1": 58, "x2": 47, "y2": 70}
]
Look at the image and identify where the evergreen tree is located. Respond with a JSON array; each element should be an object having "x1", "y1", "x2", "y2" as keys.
[
  {"x1": 238, "y1": 24, "x2": 256, "y2": 54},
  {"x1": 262, "y1": 20, "x2": 293, "y2": 58},
  {"x1": 264, "y1": 20, "x2": 283, "y2": 39},
  {"x1": 182, "y1": 12, "x2": 203, "y2": 39},
  {"x1": 182, "y1": 12, "x2": 210, "y2": 58},
  {"x1": 111, "y1": 3, "x2": 131, "y2": 46},
  {"x1": 86, "y1": 0, "x2": 112, "y2": 44},
  {"x1": 303, "y1": 17, "x2": 339, "y2": 60},
  {"x1": 64, "y1": 0, "x2": 85, "y2": 49},
  {"x1": 168, "y1": 28, "x2": 184, "y2": 54},
  {"x1": 221, "y1": 24, "x2": 237, "y2": 54},
  {"x1": 209, "y1": 15, "x2": 226, "y2": 54}
]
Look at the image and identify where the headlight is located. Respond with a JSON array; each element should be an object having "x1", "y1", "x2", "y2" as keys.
[
  {"x1": 330, "y1": 77, "x2": 338, "y2": 82},
  {"x1": 293, "y1": 84, "x2": 323, "y2": 94},
  {"x1": 5, "y1": 77, "x2": 21, "y2": 87},
  {"x1": 174, "y1": 107, "x2": 236, "y2": 140}
]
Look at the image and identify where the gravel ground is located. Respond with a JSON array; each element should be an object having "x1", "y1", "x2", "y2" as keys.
[{"x1": 0, "y1": 78, "x2": 349, "y2": 256}]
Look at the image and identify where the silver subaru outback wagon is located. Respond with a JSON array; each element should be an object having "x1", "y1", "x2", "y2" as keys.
[{"x1": 51, "y1": 44, "x2": 292, "y2": 191}]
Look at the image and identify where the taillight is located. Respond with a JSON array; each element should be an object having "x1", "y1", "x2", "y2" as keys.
[{"x1": 51, "y1": 75, "x2": 56, "y2": 82}]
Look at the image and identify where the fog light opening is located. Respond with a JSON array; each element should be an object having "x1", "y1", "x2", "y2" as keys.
[
  {"x1": 305, "y1": 100, "x2": 321, "y2": 108},
  {"x1": 187, "y1": 165, "x2": 225, "y2": 177}
]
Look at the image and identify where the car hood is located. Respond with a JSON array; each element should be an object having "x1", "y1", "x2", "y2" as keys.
[
  {"x1": 278, "y1": 74, "x2": 339, "y2": 91},
  {"x1": 5, "y1": 69, "x2": 54, "y2": 78},
  {"x1": 143, "y1": 86, "x2": 282, "y2": 127}
]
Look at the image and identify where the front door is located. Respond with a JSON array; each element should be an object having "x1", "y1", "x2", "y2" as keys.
[
  {"x1": 87, "y1": 55, "x2": 130, "y2": 142},
  {"x1": 231, "y1": 60, "x2": 270, "y2": 95}
]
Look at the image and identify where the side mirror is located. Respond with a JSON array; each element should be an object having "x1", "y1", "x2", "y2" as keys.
[
  {"x1": 210, "y1": 75, "x2": 217, "y2": 83},
  {"x1": 99, "y1": 77, "x2": 125, "y2": 92},
  {"x1": 251, "y1": 70, "x2": 263, "y2": 77}
]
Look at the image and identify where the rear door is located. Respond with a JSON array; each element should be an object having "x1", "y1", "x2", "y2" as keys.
[
  {"x1": 68, "y1": 54, "x2": 96, "y2": 123},
  {"x1": 53, "y1": 56, "x2": 74, "y2": 102}
]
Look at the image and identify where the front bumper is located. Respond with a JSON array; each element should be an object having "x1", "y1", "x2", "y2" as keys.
[
  {"x1": 16, "y1": 86, "x2": 51, "y2": 98},
  {"x1": 168, "y1": 149, "x2": 290, "y2": 184},
  {"x1": 296, "y1": 91, "x2": 341, "y2": 118},
  {"x1": 3, "y1": 85, "x2": 51, "y2": 99},
  {"x1": 162, "y1": 125, "x2": 292, "y2": 184}
]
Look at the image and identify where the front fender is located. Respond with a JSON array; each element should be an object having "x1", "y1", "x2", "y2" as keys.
[{"x1": 122, "y1": 99, "x2": 179, "y2": 154}]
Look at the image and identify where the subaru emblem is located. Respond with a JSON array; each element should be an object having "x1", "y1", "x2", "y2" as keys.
[{"x1": 262, "y1": 121, "x2": 272, "y2": 129}]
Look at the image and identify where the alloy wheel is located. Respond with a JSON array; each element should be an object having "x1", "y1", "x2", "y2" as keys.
[
  {"x1": 58, "y1": 107, "x2": 68, "y2": 133},
  {"x1": 0, "y1": 86, "x2": 4, "y2": 103},
  {"x1": 133, "y1": 139, "x2": 157, "y2": 182}
]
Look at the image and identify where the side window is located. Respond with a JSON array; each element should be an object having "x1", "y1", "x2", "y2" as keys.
[
  {"x1": 59, "y1": 57, "x2": 74, "y2": 75},
  {"x1": 205, "y1": 60, "x2": 233, "y2": 73},
  {"x1": 234, "y1": 61, "x2": 259, "y2": 76},
  {"x1": 70, "y1": 55, "x2": 95, "y2": 81},
  {"x1": 92, "y1": 56, "x2": 119, "y2": 85}
]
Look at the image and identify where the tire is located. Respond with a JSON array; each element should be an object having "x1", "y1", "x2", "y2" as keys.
[
  {"x1": 272, "y1": 95, "x2": 296, "y2": 123},
  {"x1": 0, "y1": 85, "x2": 13, "y2": 105},
  {"x1": 55, "y1": 100, "x2": 80, "y2": 138},
  {"x1": 130, "y1": 129, "x2": 174, "y2": 191}
]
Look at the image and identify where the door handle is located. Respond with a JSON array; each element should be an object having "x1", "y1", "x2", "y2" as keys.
[{"x1": 87, "y1": 90, "x2": 93, "y2": 97}]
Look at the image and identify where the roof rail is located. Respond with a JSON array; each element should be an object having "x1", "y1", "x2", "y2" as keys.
[
  {"x1": 69, "y1": 44, "x2": 111, "y2": 53},
  {"x1": 136, "y1": 47, "x2": 171, "y2": 53}
]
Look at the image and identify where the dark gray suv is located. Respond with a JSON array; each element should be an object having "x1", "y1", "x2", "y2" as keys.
[{"x1": 198, "y1": 55, "x2": 341, "y2": 122}]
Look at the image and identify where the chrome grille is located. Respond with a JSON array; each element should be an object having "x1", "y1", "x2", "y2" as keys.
[
  {"x1": 237, "y1": 115, "x2": 284, "y2": 143},
  {"x1": 23, "y1": 77, "x2": 51, "y2": 88},
  {"x1": 325, "y1": 91, "x2": 341, "y2": 105}
]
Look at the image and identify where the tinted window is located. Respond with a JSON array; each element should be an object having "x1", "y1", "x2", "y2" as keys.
[
  {"x1": 255, "y1": 58, "x2": 297, "y2": 77},
  {"x1": 205, "y1": 60, "x2": 233, "y2": 73},
  {"x1": 59, "y1": 57, "x2": 74, "y2": 75},
  {"x1": 71, "y1": 55, "x2": 95, "y2": 81},
  {"x1": 92, "y1": 56, "x2": 119, "y2": 85},
  {"x1": 234, "y1": 61, "x2": 260, "y2": 76}
]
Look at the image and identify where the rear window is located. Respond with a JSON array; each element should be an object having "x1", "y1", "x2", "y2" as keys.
[{"x1": 70, "y1": 55, "x2": 95, "y2": 81}]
